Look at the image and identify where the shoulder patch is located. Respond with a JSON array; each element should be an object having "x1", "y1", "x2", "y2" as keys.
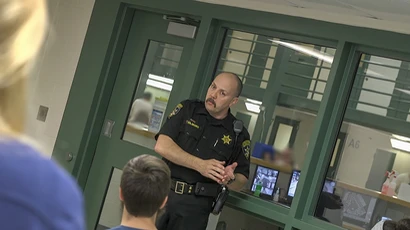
[
  {"x1": 242, "y1": 140, "x2": 251, "y2": 160},
  {"x1": 168, "y1": 103, "x2": 183, "y2": 119}
]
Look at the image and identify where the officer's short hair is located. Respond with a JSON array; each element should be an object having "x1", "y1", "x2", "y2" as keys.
[
  {"x1": 120, "y1": 155, "x2": 171, "y2": 217},
  {"x1": 221, "y1": 72, "x2": 243, "y2": 97}
]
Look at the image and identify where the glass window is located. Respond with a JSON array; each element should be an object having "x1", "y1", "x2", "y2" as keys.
[
  {"x1": 216, "y1": 29, "x2": 336, "y2": 207},
  {"x1": 122, "y1": 41, "x2": 183, "y2": 149},
  {"x1": 315, "y1": 54, "x2": 410, "y2": 229}
]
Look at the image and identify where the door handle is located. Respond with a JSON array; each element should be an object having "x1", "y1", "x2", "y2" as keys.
[{"x1": 103, "y1": 119, "x2": 115, "y2": 138}]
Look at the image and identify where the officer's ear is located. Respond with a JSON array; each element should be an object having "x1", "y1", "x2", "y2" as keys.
[
  {"x1": 160, "y1": 196, "x2": 168, "y2": 210},
  {"x1": 229, "y1": 97, "x2": 239, "y2": 107}
]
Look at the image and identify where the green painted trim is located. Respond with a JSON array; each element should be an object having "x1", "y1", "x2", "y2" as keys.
[
  {"x1": 304, "y1": 44, "x2": 361, "y2": 219},
  {"x1": 287, "y1": 41, "x2": 359, "y2": 222},
  {"x1": 358, "y1": 45, "x2": 410, "y2": 62},
  {"x1": 219, "y1": 22, "x2": 337, "y2": 48},
  {"x1": 277, "y1": 94, "x2": 321, "y2": 113},
  {"x1": 227, "y1": 192, "x2": 289, "y2": 225},
  {"x1": 288, "y1": 217, "x2": 345, "y2": 230},
  {"x1": 52, "y1": 1, "x2": 128, "y2": 186},
  {"x1": 122, "y1": 0, "x2": 410, "y2": 53},
  {"x1": 252, "y1": 46, "x2": 291, "y2": 143},
  {"x1": 54, "y1": 0, "x2": 410, "y2": 229},
  {"x1": 198, "y1": 25, "x2": 227, "y2": 99},
  {"x1": 345, "y1": 108, "x2": 410, "y2": 137}
]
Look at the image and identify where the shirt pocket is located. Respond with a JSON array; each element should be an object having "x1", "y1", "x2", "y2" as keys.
[
  {"x1": 211, "y1": 141, "x2": 233, "y2": 162},
  {"x1": 180, "y1": 122, "x2": 202, "y2": 140},
  {"x1": 177, "y1": 122, "x2": 202, "y2": 152}
]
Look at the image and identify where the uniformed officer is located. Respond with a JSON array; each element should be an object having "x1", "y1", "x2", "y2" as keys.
[{"x1": 154, "y1": 72, "x2": 251, "y2": 230}]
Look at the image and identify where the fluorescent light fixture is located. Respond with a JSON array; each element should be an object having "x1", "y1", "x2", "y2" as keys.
[
  {"x1": 245, "y1": 102, "x2": 260, "y2": 113},
  {"x1": 146, "y1": 79, "x2": 172, "y2": 92},
  {"x1": 391, "y1": 138, "x2": 410, "y2": 152},
  {"x1": 392, "y1": 134, "x2": 410, "y2": 142},
  {"x1": 269, "y1": 40, "x2": 334, "y2": 64},
  {"x1": 148, "y1": 74, "x2": 174, "y2": 84},
  {"x1": 246, "y1": 99, "x2": 262, "y2": 105}
]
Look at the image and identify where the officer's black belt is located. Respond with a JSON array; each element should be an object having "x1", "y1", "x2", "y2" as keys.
[{"x1": 171, "y1": 179, "x2": 220, "y2": 197}]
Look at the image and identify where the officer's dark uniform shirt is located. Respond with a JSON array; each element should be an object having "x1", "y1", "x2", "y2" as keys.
[{"x1": 155, "y1": 100, "x2": 251, "y2": 184}]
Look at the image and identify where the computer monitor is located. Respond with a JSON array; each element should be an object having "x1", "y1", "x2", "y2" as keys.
[
  {"x1": 250, "y1": 165, "x2": 279, "y2": 199},
  {"x1": 287, "y1": 170, "x2": 301, "y2": 198},
  {"x1": 322, "y1": 179, "x2": 336, "y2": 194}
]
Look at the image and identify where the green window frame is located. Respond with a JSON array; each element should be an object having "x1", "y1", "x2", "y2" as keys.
[{"x1": 52, "y1": 1, "x2": 410, "y2": 229}]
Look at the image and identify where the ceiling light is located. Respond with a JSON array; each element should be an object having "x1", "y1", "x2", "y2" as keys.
[
  {"x1": 245, "y1": 102, "x2": 260, "y2": 113},
  {"x1": 146, "y1": 79, "x2": 172, "y2": 92},
  {"x1": 148, "y1": 74, "x2": 174, "y2": 84},
  {"x1": 392, "y1": 134, "x2": 410, "y2": 142},
  {"x1": 391, "y1": 138, "x2": 410, "y2": 152},
  {"x1": 246, "y1": 99, "x2": 262, "y2": 105},
  {"x1": 269, "y1": 40, "x2": 334, "y2": 64}
]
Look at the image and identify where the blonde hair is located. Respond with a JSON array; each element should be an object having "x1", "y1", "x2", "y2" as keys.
[{"x1": 0, "y1": 0, "x2": 47, "y2": 135}]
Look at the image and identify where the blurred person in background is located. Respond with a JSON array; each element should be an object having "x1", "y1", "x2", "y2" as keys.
[
  {"x1": 128, "y1": 92, "x2": 153, "y2": 126},
  {"x1": 0, "y1": 0, "x2": 85, "y2": 229},
  {"x1": 372, "y1": 218, "x2": 410, "y2": 230}
]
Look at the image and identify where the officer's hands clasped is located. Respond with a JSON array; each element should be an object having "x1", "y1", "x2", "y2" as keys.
[
  {"x1": 197, "y1": 159, "x2": 237, "y2": 184},
  {"x1": 198, "y1": 159, "x2": 225, "y2": 183}
]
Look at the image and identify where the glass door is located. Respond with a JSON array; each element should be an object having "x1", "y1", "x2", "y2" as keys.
[{"x1": 83, "y1": 11, "x2": 196, "y2": 230}]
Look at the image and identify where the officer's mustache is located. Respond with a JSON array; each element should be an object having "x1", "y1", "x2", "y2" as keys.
[{"x1": 206, "y1": 98, "x2": 216, "y2": 108}]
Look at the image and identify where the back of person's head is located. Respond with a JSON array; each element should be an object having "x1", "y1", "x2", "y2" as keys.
[
  {"x1": 383, "y1": 220, "x2": 397, "y2": 230},
  {"x1": 0, "y1": 0, "x2": 47, "y2": 135},
  {"x1": 143, "y1": 92, "x2": 152, "y2": 101},
  {"x1": 397, "y1": 218, "x2": 410, "y2": 230},
  {"x1": 120, "y1": 154, "x2": 171, "y2": 217}
]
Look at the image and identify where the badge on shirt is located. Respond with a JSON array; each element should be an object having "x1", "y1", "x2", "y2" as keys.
[
  {"x1": 168, "y1": 103, "x2": 183, "y2": 119},
  {"x1": 221, "y1": 135, "x2": 232, "y2": 145},
  {"x1": 242, "y1": 140, "x2": 251, "y2": 160}
]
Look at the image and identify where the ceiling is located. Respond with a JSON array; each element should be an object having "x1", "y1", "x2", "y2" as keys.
[{"x1": 197, "y1": 0, "x2": 410, "y2": 35}]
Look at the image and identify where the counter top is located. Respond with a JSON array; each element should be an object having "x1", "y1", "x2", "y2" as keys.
[
  {"x1": 336, "y1": 181, "x2": 410, "y2": 209},
  {"x1": 125, "y1": 123, "x2": 156, "y2": 139}
]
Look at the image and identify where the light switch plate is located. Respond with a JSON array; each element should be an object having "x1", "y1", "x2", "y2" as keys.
[{"x1": 37, "y1": 105, "x2": 49, "y2": 122}]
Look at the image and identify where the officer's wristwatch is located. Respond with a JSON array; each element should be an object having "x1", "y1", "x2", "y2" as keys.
[{"x1": 227, "y1": 176, "x2": 236, "y2": 185}]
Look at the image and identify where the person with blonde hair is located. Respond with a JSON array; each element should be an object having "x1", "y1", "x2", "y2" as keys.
[{"x1": 0, "y1": 0, "x2": 85, "y2": 229}]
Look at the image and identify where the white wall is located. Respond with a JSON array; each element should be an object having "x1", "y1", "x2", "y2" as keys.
[
  {"x1": 336, "y1": 124, "x2": 410, "y2": 187},
  {"x1": 27, "y1": 0, "x2": 95, "y2": 157}
]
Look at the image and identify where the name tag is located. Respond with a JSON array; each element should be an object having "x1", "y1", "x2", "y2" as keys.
[{"x1": 186, "y1": 120, "x2": 199, "y2": 129}]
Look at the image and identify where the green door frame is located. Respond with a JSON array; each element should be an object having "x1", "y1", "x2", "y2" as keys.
[{"x1": 52, "y1": 0, "x2": 410, "y2": 229}]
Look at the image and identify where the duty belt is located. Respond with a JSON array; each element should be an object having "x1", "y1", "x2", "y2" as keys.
[{"x1": 171, "y1": 179, "x2": 220, "y2": 197}]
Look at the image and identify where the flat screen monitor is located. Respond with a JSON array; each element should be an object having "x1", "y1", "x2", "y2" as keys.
[
  {"x1": 250, "y1": 165, "x2": 279, "y2": 198},
  {"x1": 322, "y1": 179, "x2": 336, "y2": 194},
  {"x1": 287, "y1": 170, "x2": 301, "y2": 198}
]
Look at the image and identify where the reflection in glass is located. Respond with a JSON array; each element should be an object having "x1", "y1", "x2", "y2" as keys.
[
  {"x1": 123, "y1": 41, "x2": 183, "y2": 149},
  {"x1": 216, "y1": 30, "x2": 336, "y2": 208},
  {"x1": 316, "y1": 54, "x2": 410, "y2": 229}
]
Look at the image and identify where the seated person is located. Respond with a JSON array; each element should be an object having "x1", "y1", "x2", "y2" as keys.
[
  {"x1": 128, "y1": 92, "x2": 153, "y2": 125},
  {"x1": 272, "y1": 148, "x2": 298, "y2": 169},
  {"x1": 110, "y1": 155, "x2": 171, "y2": 230},
  {"x1": 262, "y1": 150, "x2": 274, "y2": 162}
]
